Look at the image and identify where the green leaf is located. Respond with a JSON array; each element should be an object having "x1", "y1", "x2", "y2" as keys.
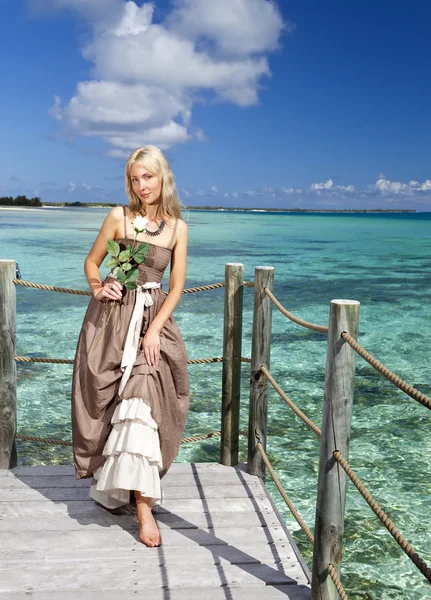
[
  {"x1": 134, "y1": 253, "x2": 148, "y2": 264},
  {"x1": 116, "y1": 270, "x2": 126, "y2": 284},
  {"x1": 126, "y1": 244, "x2": 133, "y2": 253},
  {"x1": 113, "y1": 267, "x2": 120, "y2": 277},
  {"x1": 107, "y1": 240, "x2": 120, "y2": 257},
  {"x1": 124, "y1": 281, "x2": 137, "y2": 291},
  {"x1": 126, "y1": 268, "x2": 138, "y2": 282},
  {"x1": 105, "y1": 257, "x2": 118, "y2": 268},
  {"x1": 122, "y1": 262, "x2": 132, "y2": 271},
  {"x1": 119, "y1": 249, "x2": 131, "y2": 262},
  {"x1": 137, "y1": 242, "x2": 150, "y2": 253}
]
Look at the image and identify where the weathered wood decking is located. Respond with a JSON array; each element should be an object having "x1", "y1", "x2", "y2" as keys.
[{"x1": 0, "y1": 462, "x2": 311, "y2": 599}]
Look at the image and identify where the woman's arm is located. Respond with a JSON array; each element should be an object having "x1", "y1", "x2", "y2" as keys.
[
  {"x1": 84, "y1": 206, "x2": 123, "y2": 301},
  {"x1": 142, "y1": 219, "x2": 188, "y2": 367}
]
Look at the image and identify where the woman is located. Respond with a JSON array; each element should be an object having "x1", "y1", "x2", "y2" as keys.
[{"x1": 71, "y1": 145, "x2": 190, "y2": 548}]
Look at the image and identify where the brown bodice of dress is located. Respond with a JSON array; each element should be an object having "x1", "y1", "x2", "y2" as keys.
[
  {"x1": 113, "y1": 206, "x2": 178, "y2": 286},
  {"x1": 114, "y1": 238, "x2": 172, "y2": 286}
]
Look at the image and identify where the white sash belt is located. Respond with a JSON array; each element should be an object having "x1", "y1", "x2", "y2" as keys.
[{"x1": 118, "y1": 281, "x2": 161, "y2": 395}]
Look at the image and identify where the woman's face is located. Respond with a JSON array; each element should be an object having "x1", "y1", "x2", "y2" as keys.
[{"x1": 130, "y1": 163, "x2": 162, "y2": 207}]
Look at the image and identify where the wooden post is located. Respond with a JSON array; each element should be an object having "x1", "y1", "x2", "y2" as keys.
[
  {"x1": 247, "y1": 266, "x2": 274, "y2": 478},
  {"x1": 0, "y1": 260, "x2": 17, "y2": 469},
  {"x1": 311, "y1": 299, "x2": 360, "y2": 600},
  {"x1": 220, "y1": 263, "x2": 244, "y2": 466}
]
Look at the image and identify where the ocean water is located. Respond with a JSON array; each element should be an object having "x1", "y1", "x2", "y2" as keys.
[{"x1": 1, "y1": 207, "x2": 430, "y2": 599}]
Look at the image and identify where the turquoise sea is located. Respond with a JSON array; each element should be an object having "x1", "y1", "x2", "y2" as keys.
[{"x1": 1, "y1": 207, "x2": 430, "y2": 599}]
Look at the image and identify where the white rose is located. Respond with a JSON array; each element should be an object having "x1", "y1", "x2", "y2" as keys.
[{"x1": 132, "y1": 215, "x2": 148, "y2": 233}]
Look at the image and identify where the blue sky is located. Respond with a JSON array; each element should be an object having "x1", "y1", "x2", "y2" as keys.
[{"x1": 0, "y1": 0, "x2": 430, "y2": 209}]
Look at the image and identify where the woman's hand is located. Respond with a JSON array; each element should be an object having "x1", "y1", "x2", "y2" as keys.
[
  {"x1": 94, "y1": 279, "x2": 123, "y2": 302},
  {"x1": 142, "y1": 327, "x2": 161, "y2": 368}
]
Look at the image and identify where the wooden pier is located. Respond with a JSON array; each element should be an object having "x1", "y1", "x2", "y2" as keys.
[
  {"x1": 4, "y1": 260, "x2": 428, "y2": 597},
  {"x1": 0, "y1": 462, "x2": 310, "y2": 599}
]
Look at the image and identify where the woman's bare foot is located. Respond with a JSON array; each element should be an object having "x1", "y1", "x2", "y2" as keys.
[{"x1": 135, "y1": 492, "x2": 161, "y2": 547}]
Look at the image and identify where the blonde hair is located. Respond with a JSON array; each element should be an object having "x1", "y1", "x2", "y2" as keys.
[{"x1": 125, "y1": 145, "x2": 183, "y2": 220}]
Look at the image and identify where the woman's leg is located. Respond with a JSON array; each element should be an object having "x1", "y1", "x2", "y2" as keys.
[{"x1": 135, "y1": 491, "x2": 161, "y2": 547}]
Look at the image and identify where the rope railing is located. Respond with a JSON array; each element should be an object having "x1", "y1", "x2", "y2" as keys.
[
  {"x1": 13, "y1": 278, "x2": 255, "y2": 296},
  {"x1": 13, "y1": 279, "x2": 92, "y2": 296},
  {"x1": 341, "y1": 332, "x2": 431, "y2": 411},
  {"x1": 327, "y1": 564, "x2": 349, "y2": 600},
  {"x1": 256, "y1": 440, "x2": 350, "y2": 596},
  {"x1": 263, "y1": 287, "x2": 328, "y2": 334},
  {"x1": 14, "y1": 356, "x2": 258, "y2": 365},
  {"x1": 259, "y1": 365, "x2": 321, "y2": 437},
  {"x1": 16, "y1": 429, "x2": 239, "y2": 447},
  {"x1": 255, "y1": 441, "x2": 315, "y2": 545},
  {"x1": 334, "y1": 450, "x2": 431, "y2": 584},
  {"x1": 15, "y1": 356, "x2": 74, "y2": 364},
  {"x1": 11, "y1": 268, "x2": 430, "y2": 596}
]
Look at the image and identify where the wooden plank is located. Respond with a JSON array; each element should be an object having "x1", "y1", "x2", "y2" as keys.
[
  {"x1": 0, "y1": 471, "x2": 261, "y2": 488},
  {"x1": 0, "y1": 483, "x2": 264, "y2": 502},
  {"x1": 0, "y1": 463, "x2": 311, "y2": 597},
  {"x1": 0, "y1": 510, "x2": 281, "y2": 531},
  {"x1": 0, "y1": 525, "x2": 298, "y2": 551},
  {"x1": 3, "y1": 462, "x2": 260, "y2": 479},
  {"x1": 0, "y1": 586, "x2": 311, "y2": 599},
  {"x1": 0, "y1": 561, "x2": 307, "y2": 592},
  {"x1": 0, "y1": 496, "x2": 274, "y2": 517},
  {"x1": 0, "y1": 545, "x2": 299, "y2": 568},
  {"x1": 4, "y1": 462, "x2": 260, "y2": 476},
  {"x1": 258, "y1": 469, "x2": 312, "y2": 585}
]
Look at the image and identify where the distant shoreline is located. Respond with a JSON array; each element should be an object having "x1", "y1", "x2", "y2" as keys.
[
  {"x1": 0, "y1": 204, "x2": 418, "y2": 214},
  {"x1": 184, "y1": 207, "x2": 417, "y2": 213}
]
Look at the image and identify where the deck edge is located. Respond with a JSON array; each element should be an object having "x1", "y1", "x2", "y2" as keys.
[{"x1": 234, "y1": 463, "x2": 312, "y2": 585}]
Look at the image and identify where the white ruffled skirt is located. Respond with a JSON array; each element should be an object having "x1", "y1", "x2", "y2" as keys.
[{"x1": 89, "y1": 397, "x2": 163, "y2": 509}]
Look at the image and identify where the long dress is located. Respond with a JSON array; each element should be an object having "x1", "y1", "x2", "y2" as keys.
[{"x1": 71, "y1": 211, "x2": 190, "y2": 509}]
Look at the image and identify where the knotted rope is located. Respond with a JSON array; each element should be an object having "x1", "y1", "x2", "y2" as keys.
[
  {"x1": 327, "y1": 564, "x2": 349, "y2": 600},
  {"x1": 263, "y1": 288, "x2": 328, "y2": 333},
  {"x1": 15, "y1": 356, "x2": 225, "y2": 365},
  {"x1": 334, "y1": 450, "x2": 431, "y2": 583},
  {"x1": 13, "y1": 279, "x2": 92, "y2": 296},
  {"x1": 16, "y1": 430, "x2": 239, "y2": 447},
  {"x1": 260, "y1": 365, "x2": 321, "y2": 437},
  {"x1": 13, "y1": 278, "x2": 255, "y2": 296},
  {"x1": 255, "y1": 441, "x2": 314, "y2": 545},
  {"x1": 341, "y1": 332, "x2": 431, "y2": 411}
]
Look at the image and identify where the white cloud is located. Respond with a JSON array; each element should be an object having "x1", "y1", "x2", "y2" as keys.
[
  {"x1": 110, "y1": 0, "x2": 153, "y2": 36},
  {"x1": 211, "y1": 186, "x2": 218, "y2": 193},
  {"x1": 40, "y1": 0, "x2": 285, "y2": 154},
  {"x1": 167, "y1": 0, "x2": 285, "y2": 57},
  {"x1": 311, "y1": 179, "x2": 333, "y2": 191},
  {"x1": 311, "y1": 179, "x2": 354, "y2": 193},
  {"x1": 282, "y1": 186, "x2": 294, "y2": 194},
  {"x1": 69, "y1": 181, "x2": 76, "y2": 192},
  {"x1": 375, "y1": 177, "x2": 431, "y2": 196},
  {"x1": 411, "y1": 179, "x2": 431, "y2": 191}
]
